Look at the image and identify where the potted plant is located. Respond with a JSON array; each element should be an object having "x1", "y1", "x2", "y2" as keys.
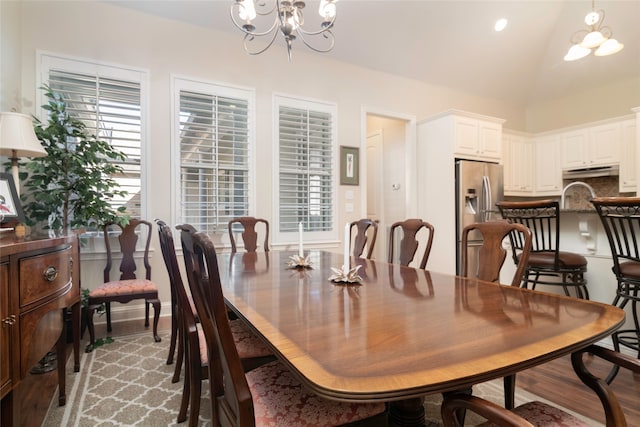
[{"x1": 20, "y1": 85, "x2": 130, "y2": 233}]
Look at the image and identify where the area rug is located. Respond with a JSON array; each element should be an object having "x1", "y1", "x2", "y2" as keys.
[{"x1": 43, "y1": 331, "x2": 601, "y2": 426}]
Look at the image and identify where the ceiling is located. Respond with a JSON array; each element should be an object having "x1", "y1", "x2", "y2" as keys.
[{"x1": 110, "y1": 0, "x2": 640, "y2": 106}]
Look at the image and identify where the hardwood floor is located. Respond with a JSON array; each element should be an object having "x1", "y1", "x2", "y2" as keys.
[{"x1": 15, "y1": 318, "x2": 640, "y2": 427}]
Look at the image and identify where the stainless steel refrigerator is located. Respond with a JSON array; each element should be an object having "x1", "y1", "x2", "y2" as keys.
[{"x1": 455, "y1": 159, "x2": 504, "y2": 275}]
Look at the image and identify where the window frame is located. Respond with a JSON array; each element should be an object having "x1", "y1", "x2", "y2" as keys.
[
  {"x1": 170, "y1": 75, "x2": 256, "y2": 235},
  {"x1": 273, "y1": 93, "x2": 338, "y2": 245},
  {"x1": 36, "y1": 51, "x2": 149, "y2": 252}
]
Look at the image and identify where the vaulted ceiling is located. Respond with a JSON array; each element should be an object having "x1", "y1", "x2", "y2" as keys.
[{"x1": 110, "y1": 0, "x2": 640, "y2": 107}]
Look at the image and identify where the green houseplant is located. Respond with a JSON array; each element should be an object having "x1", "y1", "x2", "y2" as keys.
[{"x1": 21, "y1": 86, "x2": 130, "y2": 232}]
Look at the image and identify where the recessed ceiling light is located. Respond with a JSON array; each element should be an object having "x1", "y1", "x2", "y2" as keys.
[{"x1": 495, "y1": 18, "x2": 508, "y2": 32}]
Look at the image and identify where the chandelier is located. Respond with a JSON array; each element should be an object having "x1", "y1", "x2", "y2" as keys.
[
  {"x1": 564, "y1": 0, "x2": 624, "y2": 61},
  {"x1": 230, "y1": 0, "x2": 338, "y2": 61}
]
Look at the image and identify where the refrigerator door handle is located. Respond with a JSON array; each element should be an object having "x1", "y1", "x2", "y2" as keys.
[{"x1": 482, "y1": 175, "x2": 492, "y2": 222}]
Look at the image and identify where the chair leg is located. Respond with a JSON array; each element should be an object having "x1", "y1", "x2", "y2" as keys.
[
  {"x1": 151, "y1": 298, "x2": 161, "y2": 342},
  {"x1": 167, "y1": 305, "x2": 178, "y2": 365},
  {"x1": 503, "y1": 374, "x2": 516, "y2": 410},
  {"x1": 106, "y1": 302, "x2": 112, "y2": 333},
  {"x1": 144, "y1": 300, "x2": 150, "y2": 327},
  {"x1": 172, "y1": 323, "x2": 184, "y2": 383},
  {"x1": 178, "y1": 351, "x2": 190, "y2": 423},
  {"x1": 189, "y1": 367, "x2": 202, "y2": 427},
  {"x1": 84, "y1": 304, "x2": 97, "y2": 353}
]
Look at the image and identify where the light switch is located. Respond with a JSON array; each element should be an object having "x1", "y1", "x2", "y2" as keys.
[
  {"x1": 345, "y1": 203, "x2": 354, "y2": 213},
  {"x1": 345, "y1": 190, "x2": 354, "y2": 200}
]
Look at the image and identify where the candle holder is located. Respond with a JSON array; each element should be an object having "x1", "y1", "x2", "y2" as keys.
[
  {"x1": 287, "y1": 254, "x2": 313, "y2": 269},
  {"x1": 329, "y1": 264, "x2": 363, "y2": 285}
]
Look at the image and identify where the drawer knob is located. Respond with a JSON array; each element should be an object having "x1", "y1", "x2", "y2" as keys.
[{"x1": 43, "y1": 266, "x2": 58, "y2": 282}]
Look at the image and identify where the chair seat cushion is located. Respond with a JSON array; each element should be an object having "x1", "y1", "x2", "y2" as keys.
[
  {"x1": 619, "y1": 261, "x2": 640, "y2": 280},
  {"x1": 512, "y1": 400, "x2": 590, "y2": 427},
  {"x1": 247, "y1": 360, "x2": 386, "y2": 427},
  {"x1": 89, "y1": 279, "x2": 158, "y2": 298},
  {"x1": 527, "y1": 251, "x2": 587, "y2": 269},
  {"x1": 479, "y1": 400, "x2": 589, "y2": 427},
  {"x1": 230, "y1": 319, "x2": 272, "y2": 358}
]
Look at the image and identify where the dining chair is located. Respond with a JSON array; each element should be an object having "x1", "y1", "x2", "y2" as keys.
[
  {"x1": 591, "y1": 197, "x2": 640, "y2": 380},
  {"x1": 460, "y1": 220, "x2": 533, "y2": 410},
  {"x1": 84, "y1": 219, "x2": 161, "y2": 353},
  {"x1": 350, "y1": 218, "x2": 378, "y2": 259},
  {"x1": 496, "y1": 200, "x2": 589, "y2": 299},
  {"x1": 388, "y1": 218, "x2": 435, "y2": 269},
  {"x1": 228, "y1": 216, "x2": 270, "y2": 253},
  {"x1": 441, "y1": 344, "x2": 640, "y2": 427},
  {"x1": 187, "y1": 231, "x2": 389, "y2": 427},
  {"x1": 156, "y1": 219, "x2": 204, "y2": 425}
]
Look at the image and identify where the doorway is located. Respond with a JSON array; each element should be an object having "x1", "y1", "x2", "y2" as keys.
[{"x1": 364, "y1": 112, "x2": 416, "y2": 261}]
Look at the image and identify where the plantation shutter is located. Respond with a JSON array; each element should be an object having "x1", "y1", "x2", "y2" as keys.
[
  {"x1": 279, "y1": 105, "x2": 333, "y2": 232},
  {"x1": 179, "y1": 90, "x2": 250, "y2": 234},
  {"x1": 48, "y1": 69, "x2": 142, "y2": 218}
]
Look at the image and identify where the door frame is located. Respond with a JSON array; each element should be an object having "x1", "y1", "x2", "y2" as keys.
[{"x1": 360, "y1": 106, "x2": 418, "y2": 221}]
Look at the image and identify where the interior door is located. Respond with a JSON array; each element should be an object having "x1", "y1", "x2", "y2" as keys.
[{"x1": 367, "y1": 131, "x2": 384, "y2": 261}]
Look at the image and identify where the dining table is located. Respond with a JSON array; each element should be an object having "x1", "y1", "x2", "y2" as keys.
[{"x1": 217, "y1": 250, "x2": 625, "y2": 427}]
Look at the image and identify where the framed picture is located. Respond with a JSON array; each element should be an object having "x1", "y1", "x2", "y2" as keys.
[
  {"x1": 0, "y1": 173, "x2": 25, "y2": 225},
  {"x1": 340, "y1": 146, "x2": 359, "y2": 186}
]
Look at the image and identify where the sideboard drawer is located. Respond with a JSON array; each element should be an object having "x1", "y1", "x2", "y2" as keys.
[{"x1": 19, "y1": 246, "x2": 72, "y2": 308}]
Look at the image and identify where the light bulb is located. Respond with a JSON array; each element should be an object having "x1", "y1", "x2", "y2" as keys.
[
  {"x1": 494, "y1": 18, "x2": 508, "y2": 32},
  {"x1": 584, "y1": 11, "x2": 600, "y2": 26},
  {"x1": 319, "y1": 0, "x2": 337, "y2": 19},
  {"x1": 238, "y1": 0, "x2": 256, "y2": 21}
]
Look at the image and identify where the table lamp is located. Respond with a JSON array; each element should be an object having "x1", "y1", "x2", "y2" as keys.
[{"x1": 0, "y1": 111, "x2": 47, "y2": 195}]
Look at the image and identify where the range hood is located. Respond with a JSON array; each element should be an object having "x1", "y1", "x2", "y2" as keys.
[{"x1": 562, "y1": 165, "x2": 619, "y2": 179}]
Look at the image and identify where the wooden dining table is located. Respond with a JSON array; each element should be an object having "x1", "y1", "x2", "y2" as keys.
[{"x1": 218, "y1": 250, "x2": 625, "y2": 427}]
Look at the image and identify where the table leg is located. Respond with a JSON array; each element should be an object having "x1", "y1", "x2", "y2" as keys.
[{"x1": 389, "y1": 397, "x2": 426, "y2": 427}]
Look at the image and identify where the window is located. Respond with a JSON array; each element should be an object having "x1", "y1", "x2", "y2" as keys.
[
  {"x1": 38, "y1": 53, "x2": 146, "y2": 219},
  {"x1": 275, "y1": 95, "x2": 337, "y2": 243},
  {"x1": 173, "y1": 78, "x2": 254, "y2": 234}
]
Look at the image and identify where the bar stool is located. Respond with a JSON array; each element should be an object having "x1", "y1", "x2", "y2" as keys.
[
  {"x1": 496, "y1": 200, "x2": 589, "y2": 299},
  {"x1": 591, "y1": 197, "x2": 640, "y2": 379}
]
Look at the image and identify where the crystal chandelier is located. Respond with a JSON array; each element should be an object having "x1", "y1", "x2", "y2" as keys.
[
  {"x1": 564, "y1": 0, "x2": 624, "y2": 61},
  {"x1": 230, "y1": 0, "x2": 338, "y2": 61}
]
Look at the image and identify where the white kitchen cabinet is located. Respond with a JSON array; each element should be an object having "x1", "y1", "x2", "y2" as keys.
[
  {"x1": 535, "y1": 135, "x2": 562, "y2": 195},
  {"x1": 452, "y1": 115, "x2": 502, "y2": 161},
  {"x1": 561, "y1": 122, "x2": 620, "y2": 169},
  {"x1": 620, "y1": 119, "x2": 637, "y2": 192},
  {"x1": 504, "y1": 132, "x2": 534, "y2": 195}
]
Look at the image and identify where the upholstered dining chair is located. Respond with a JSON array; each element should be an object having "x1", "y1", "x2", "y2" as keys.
[
  {"x1": 591, "y1": 197, "x2": 640, "y2": 381},
  {"x1": 496, "y1": 200, "x2": 589, "y2": 299},
  {"x1": 85, "y1": 219, "x2": 161, "y2": 353},
  {"x1": 350, "y1": 218, "x2": 378, "y2": 259},
  {"x1": 441, "y1": 344, "x2": 640, "y2": 427},
  {"x1": 388, "y1": 218, "x2": 434, "y2": 269},
  {"x1": 460, "y1": 220, "x2": 533, "y2": 410},
  {"x1": 228, "y1": 216, "x2": 270, "y2": 253},
  {"x1": 187, "y1": 231, "x2": 389, "y2": 427},
  {"x1": 156, "y1": 219, "x2": 203, "y2": 425}
]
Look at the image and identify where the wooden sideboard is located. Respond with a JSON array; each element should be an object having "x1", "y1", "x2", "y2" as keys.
[{"x1": 0, "y1": 234, "x2": 81, "y2": 426}]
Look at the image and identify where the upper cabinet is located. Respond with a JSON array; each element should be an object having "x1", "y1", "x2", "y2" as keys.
[
  {"x1": 452, "y1": 114, "x2": 503, "y2": 161},
  {"x1": 620, "y1": 118, "x2": 637, "y2": 192},
  {"x1": 534, "y1": 135, "x2": 562, "y2": 196},
  {"x1": 504, "y1": 132, "x2": 534, "y2": 195},
  {"x1": 561, "y1": 122, "x2": 620, "y2": 170}
]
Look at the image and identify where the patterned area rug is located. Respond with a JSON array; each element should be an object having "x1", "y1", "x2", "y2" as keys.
[{"x1": 43, "y1": 331, "x2": 601, "y2": 426}]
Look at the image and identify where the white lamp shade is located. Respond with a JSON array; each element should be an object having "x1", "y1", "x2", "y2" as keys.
[
  {"x1": 238, "y1": 0, "x2": 256, "y2": 21},
  {"x1": 0, "y1": 112, "x2": 46, "y2": 158},
  {"x1": 581, "y1": 31, "x2": 606, "y2": 48},
  {"x1": 595, "y1": 38, "x2": 624, "y2": 56},
  {"x1": 564, "y1": 44, "x2": 591, "y2": 61}
]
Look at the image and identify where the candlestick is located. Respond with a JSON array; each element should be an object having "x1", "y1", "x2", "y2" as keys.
[
  {"x1": 298, "y1": 222, "x2": 304, "y2": 257},
  {"x1": 343, "y1": 222, "x2": 350, "y2": 271}
]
